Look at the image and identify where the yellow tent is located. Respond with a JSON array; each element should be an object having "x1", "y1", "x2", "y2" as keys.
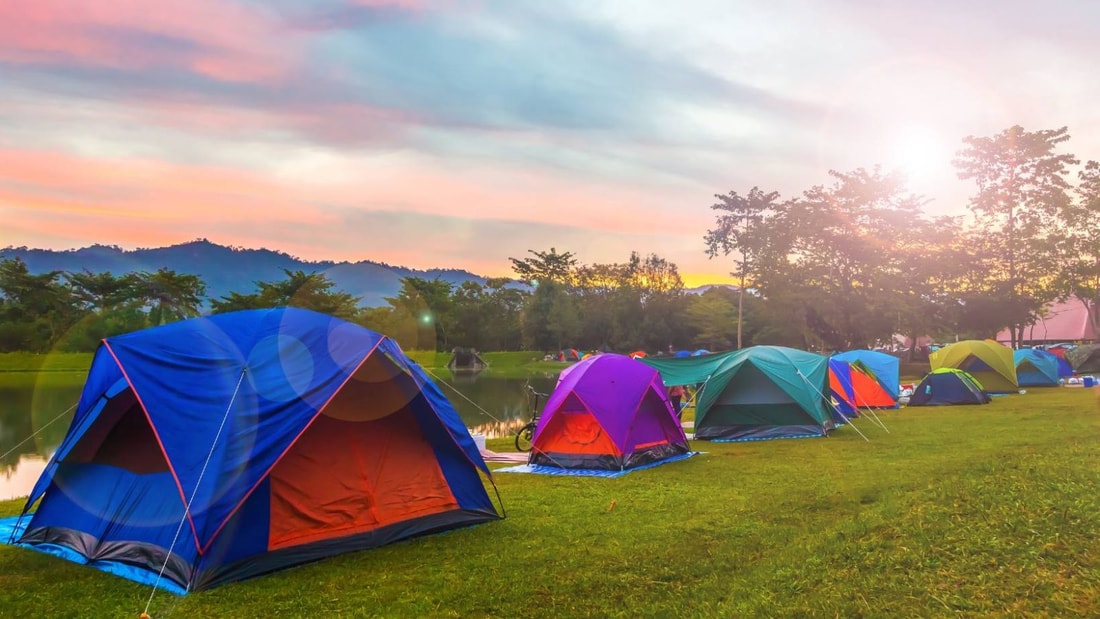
[{"x1": 929, "y1": 340, "x2": 1018, "y2": 393}]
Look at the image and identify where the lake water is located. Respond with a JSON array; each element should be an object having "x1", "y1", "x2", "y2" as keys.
[{"x1": 0, "y1": 370, "x2": 560, "y2": 501}]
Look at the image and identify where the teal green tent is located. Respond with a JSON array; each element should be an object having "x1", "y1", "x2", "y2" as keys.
[{"x1": 642, "y1": 346, "x2": 833, "y2": 441}]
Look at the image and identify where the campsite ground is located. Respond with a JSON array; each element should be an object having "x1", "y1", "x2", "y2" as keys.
[{"x1": 1, "y1": 385, "x2": 1097, "y2": 617}]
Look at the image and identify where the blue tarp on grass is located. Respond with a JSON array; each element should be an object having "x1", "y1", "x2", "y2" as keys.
[
  {"x1": 0, "y1": 515, "x2": 189, "y2": 595},
  {"x1": 495, "y1": 451, "x2": 699, "y2": 478}
]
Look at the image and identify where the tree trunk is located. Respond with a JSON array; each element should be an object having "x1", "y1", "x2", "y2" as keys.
[{"x1": 737, "y1": 269, "x2": 745, "y2": 350}]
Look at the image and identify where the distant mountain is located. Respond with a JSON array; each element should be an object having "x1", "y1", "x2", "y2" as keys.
[
  {"x1": 0, "y1": 239, "x2": 490, "y2": 308},
  {"x1": 684, "y1": 284, "x2": 740, "y2": 295}
]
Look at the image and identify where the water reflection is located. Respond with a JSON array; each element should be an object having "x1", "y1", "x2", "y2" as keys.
[
  {"x1": 2, "y1": 455, "x2": 47, "y2": 501},
  {"x1": 433, "y1": 372, "x2": 559, "y2": 438},
  {"x1": 0, "y1": 370, "x2": 561, "y2": 500},
  {"x1": 0, "y1": 373, "x2": 85, "y2": 501}
]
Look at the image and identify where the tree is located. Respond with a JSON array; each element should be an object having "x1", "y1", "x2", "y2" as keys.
[
  {"x1": 521, "y1": 279, "x2": 580, "y2": 352},
  {"x1": 573, "y1": 262, "x2": 622, "y2": 349},
  {"x1": 511, "y1": 248, "x2": 580, "y2": 351},
  {"x1": 625, "y1": 253, "x2": 687, "y2": 351},
  {"x1": 569, "y1": 252, "x2": 687, "y2": 352},
  {"x1": 953, "y1": 125, "x2": 1078, "y2": 347},
  {"x1": 449, "y1": 278, "x2": 526, "y2": 351},
  {"x1": 0, "y1": 258, "x2": 79, "y2": 352},
  {"x1": 684, "y1": 288, "x2": 738, "y2": 351},
  {"x1": 66, "y1": 270, "x2": 139, "y2": 313},
  {"x1": 137, "y1": 268, "x2": 206, "y2": 326},
  {"x1": 727, "y1": 169, "x2": 928, "y2": 350},
  {"x1": 484, "y1": 278, "x2": 527, "y2": 351},
  {"x1": 211, "y1": 270, "x2": 360, "y2": 320},
  {"x1": 705, "y1": 187, "x2": 781, "y2": 348},
  {"x1": 890, "y1": 214, "x2": 972, "y2": 359},
  {"x1": 384, "y1": 277, "x2": 454, "y2": 351},
  {"x1": 1054, "y1": 159, "x2": 1100, "y2": 336},
  {"x1": 62, "y1": 270, "x2": 147, "y2": 350},
  {"x1": 508, "y1": 248, "x2": 577, "y2": 285}
]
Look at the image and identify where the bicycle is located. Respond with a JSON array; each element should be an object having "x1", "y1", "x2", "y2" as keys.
[{"x1": 515, "y1": 384, "x2": 548, "y2": 452}]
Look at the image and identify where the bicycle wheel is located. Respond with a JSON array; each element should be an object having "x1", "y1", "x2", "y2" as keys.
[{"x1": 515, "y1": 422, "x2": 536, "y2": 452}]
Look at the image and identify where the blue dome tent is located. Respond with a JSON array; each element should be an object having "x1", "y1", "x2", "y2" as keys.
[{"x1": 1, "y1": 309, "x2": 499, "y2": 593}]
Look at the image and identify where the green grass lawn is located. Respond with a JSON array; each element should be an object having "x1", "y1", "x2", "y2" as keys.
[
  {"x1": 0, "y1": 351, "x2": 563, "y2": 377},
  {"x1": 0, "y1": 352, "x2": 93, "y2": 373},
  {"x1": 1, "y1": 387, "x2": 1098, "y2": 617}
]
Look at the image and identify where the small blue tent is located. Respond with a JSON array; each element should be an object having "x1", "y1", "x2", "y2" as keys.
[
  {"x1": 907, "y1": 369, "x2": 991, "y2": 406},
  {"x1": 1014, "y1": 349, "x2": 1060, "y2": 387},
  {"x1": 1, "y1": 309, "x2": 499, "y2": 593},
  {"x1": 1055, "y1": 355, "x2": 1074, "y2": 378}
]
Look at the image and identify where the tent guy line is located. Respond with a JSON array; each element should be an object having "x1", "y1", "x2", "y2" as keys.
[
  {"x1": 0, "y1": 402, "x2": 78, "y2": 467},
  {"x1": 147, "y1": 367, "x2": 246, "y2": 607}
]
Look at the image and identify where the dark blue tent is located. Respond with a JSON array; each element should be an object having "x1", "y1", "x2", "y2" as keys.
[
  {"x1": 1, "y1": 309, "x2": 499, "y2": 593},
  {"x1": 908, "y1": 368, "x2": 991, "y2": 406},
  {"x1": 1014, "y1": 348, "x2": 1060, "y2": 387},
  {"x1": 1055, "y1": 355, "x2": 1074, "y2": 378}
]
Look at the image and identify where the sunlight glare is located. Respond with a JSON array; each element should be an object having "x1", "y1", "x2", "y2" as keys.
[{"x1": 889, "y1": 126, "x2": 949, "y2": 183}]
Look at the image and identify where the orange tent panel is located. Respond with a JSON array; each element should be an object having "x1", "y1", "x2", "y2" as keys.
[
  {"x1": 534, "y1": 411, "x2": 620, "y2": 456},
  {"x1": 849, "y1": 367, "x2": 896, "y2": 407},
  {"x1": 267, "y1": 407, "x2": 457, "y2": 551}
]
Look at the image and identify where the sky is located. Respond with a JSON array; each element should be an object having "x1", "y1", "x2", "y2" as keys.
[{"x1": 2, "y1": 1, "x2": 1099, "y2": 287}]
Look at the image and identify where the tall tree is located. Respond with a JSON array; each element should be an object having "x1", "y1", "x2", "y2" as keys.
[
  {"x1": 953, "y1": 125, "x2": 1078, "y2": 346},
  {"x1": 1054, "y1": 159, "x2": 1100, "y2": 336},
  {"x1": 705, "y1": 187, "x2": 781, "y2": 348},
  {"x1": 511, "y1": 248, "x2": 580, "y2": 351},
  {"x1": 890, "y1": 214, "x2": 972, "y2": 358},
  {"x1": 733, "y1": 168, "x2": 927, "y2": 350},
  {"x1": 626, "y1": 252, "x2": 687, "y2": 351}
]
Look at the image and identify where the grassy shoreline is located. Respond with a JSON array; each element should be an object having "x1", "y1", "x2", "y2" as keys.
[
  {"x1": 1, "y1": 388, "x2": 1098, "y2": 616},
  {"x1": 0, "y1": 351, "x2": 568, "y2": 376}
]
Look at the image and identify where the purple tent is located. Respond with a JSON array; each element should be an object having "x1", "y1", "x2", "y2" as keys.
[{"x1": 531, "y1": 354, "x2": 690, "y2": 470}]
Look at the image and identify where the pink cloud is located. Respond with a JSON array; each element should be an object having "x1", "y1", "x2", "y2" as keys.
[
  {"x1": 1, "y1": 144, "x2": 674, "y2": 231},
  {"x1": 0, "y1": 0, "x2": 298, "y2": 83},
  {"x1": 1, "y1": 144, "x2": 724, "y2": 279}
]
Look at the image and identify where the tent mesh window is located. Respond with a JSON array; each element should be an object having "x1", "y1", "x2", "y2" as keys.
[{"x1": 66, "y1": 389, "x2": 170, "y2": 474}]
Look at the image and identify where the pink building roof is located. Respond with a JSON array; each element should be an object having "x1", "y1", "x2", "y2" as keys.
[{"x1": 996, "y1": 298, "x2": 1099, "y2": 343}]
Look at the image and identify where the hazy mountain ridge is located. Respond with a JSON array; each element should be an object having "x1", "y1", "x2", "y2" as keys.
[
  {"x1": 0, "y1": 239, "x2": 490, "y2": 308},
  {"x1": 1, "y1": 240, "x2": 734, "y2": 307}
]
